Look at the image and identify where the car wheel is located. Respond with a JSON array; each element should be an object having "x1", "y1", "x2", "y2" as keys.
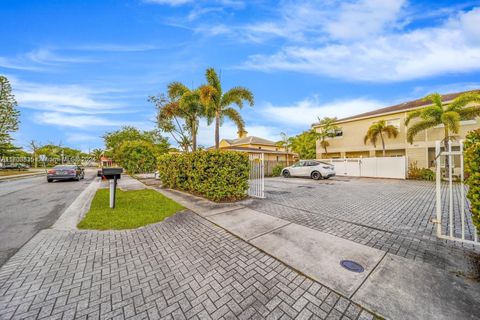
[
  {"x1": 47, "y1": 179, "x2": 53, "y2": 183},
  {"x1": 311, "y1": 171, "x2": 322, "y2": 180},
  {"x1": 282, "y1": 170, "x2": 290, "y2": 178}
]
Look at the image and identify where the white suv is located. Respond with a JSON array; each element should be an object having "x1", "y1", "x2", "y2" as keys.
[{"x1": 282, "y1": 160, "x2": 336, "y2": 180}]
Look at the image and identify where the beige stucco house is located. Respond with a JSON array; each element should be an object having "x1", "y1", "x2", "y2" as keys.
[{"x1": 312, "y1": 91, "x2": 480, "y2": 169}]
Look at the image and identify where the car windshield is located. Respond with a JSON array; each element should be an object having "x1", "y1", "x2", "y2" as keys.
[{"x1": 54, "y1": 165, "x2": 76, "y2": 169}]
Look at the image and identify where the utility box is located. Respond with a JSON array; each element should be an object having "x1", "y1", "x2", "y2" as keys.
[{"x1": 101, "y1": 167, "x2": 123, "y2": 180}]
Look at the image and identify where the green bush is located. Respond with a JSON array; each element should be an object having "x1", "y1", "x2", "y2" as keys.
[
  {"x1": 157, "y1": 150, "x2": 249, "y2": 202},
  {"x1": 408, "y1": 161, "x2": 435, "y2": 181},
  {"x1": 116, "y1": 140, "x2": 158, "y2": 174},
  {"x1": 272, "y1": 164, "x2": 283, "y2": 177},
  {"x1": 465, "y1": 129, "x2": 480, "y2": 231}
]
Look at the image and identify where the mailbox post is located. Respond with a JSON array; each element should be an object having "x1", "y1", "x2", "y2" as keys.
[{"x1": 98, "y1": 167, "x2": 123, "y2": 208}]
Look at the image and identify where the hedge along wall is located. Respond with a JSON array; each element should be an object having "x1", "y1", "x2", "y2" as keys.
[
  {"x1": 157, "y1": 151, "x2": 249, "y2": 202},
  {"x1": 465, "y1": 129, "x2": 480, "y2": 231}
]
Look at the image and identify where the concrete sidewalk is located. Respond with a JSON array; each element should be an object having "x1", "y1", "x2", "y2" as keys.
[{"x1": 153, "y1": 186, "x2": 480, "y2": 320}]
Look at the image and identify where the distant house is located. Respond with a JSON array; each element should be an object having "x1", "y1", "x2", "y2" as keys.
[
  {"x1": 312, "y1": 90, "x2": 480, "y2": 169},
  {"x1": 100, "y1": 156, "x2": 113, "y2": 167}
]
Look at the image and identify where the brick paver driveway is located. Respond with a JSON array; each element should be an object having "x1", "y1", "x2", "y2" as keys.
[
  {"x1": 0, "y1": 211, "x2": 375, "y2": 320},
  {"x1": 247, "y1": 177, "x2": 480, "y2": 278}
]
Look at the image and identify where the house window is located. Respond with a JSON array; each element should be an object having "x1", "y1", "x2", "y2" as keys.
[
  {"x1": 333, "y1": 128, "x2": 343, "y2": 137},
  {"x1": 386, "y1": 119, "x2": 400, "y2": 128}
]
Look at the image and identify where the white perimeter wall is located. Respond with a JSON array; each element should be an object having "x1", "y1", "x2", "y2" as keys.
[{"x1": 323, "y1": 157, "x2": 407, "y2": 179}]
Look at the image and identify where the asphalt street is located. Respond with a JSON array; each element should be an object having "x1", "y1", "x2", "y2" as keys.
[{"x1": 0, "y1": 169, "x2": 96, "y2": 267}]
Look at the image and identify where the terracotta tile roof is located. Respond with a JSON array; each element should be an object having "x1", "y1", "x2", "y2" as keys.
[{"x1": 313, "y1": 90, "x2": 479, "y2": 126}]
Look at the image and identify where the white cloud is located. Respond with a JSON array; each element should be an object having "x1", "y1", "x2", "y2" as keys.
[
  {"x1": 260, "y1": 96, "x2": 383, "y2": 127},
  {"x1": 241, "y1": 6, "x2": 480, "y2": 82},
  {"x1": 34, "y1": 112, "x2": 149, "y2": 129}
]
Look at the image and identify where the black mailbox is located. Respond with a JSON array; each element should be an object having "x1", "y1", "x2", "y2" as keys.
[{"x1": 101, "y1": 167, "x2": 123, "y2": 180}]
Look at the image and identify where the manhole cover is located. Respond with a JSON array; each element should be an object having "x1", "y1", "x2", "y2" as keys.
[
  {"x1": 266, "y1": 191, "x2": 290, "y2": 195},
  {"x1": 340, "y1": 260, "x2": 364, "y2": 273}
]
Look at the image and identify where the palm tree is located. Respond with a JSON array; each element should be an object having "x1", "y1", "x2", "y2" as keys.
[
  {"x1": 276, "y1": 132, "x2": 293, "y2": 165},
  {"x1": 405, "y1": 92, "x2": 480, "y2": 176},
  {"x1": 364, "y1": 120, "x2": 399, "y2": 157},
  {"x1": 90, "y1": 148, "x2": 103, "y2": 162},
  {"x1": 167, "y1": 82, "x2": 204, "y2": 151},
  {"x1": 199, "y1": 68, "x2": 254, "y2": 149},
  {"x1": 316, "y1": 117, "x2": 338, "y2": 157}
]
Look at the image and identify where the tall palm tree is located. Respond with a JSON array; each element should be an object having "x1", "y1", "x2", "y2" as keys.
[
  {"x1": 405, "y1": 92, "x2": 480, "y2": 176},
  {"x1": 199, "y1": 68, "x2": 254, "y2": 149},
  {"x1": 276, "y1": 132, "x2": 293, "y2": 165},
  {"x1": 364, "y1": 120, "x2": 399, "y2": 157},
  {"x1": 167, "y1": 82, "x2": 204, "y2": 151},
  {"x1": 316, "y1": 117, "x2": 338, "y2": 157}
]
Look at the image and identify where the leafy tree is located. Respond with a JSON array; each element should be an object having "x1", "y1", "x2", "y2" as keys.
[
  {"x1": 103, "y1": 126, "x2": 169, "y2": 159},
  {"x1": 199, "y1": 68, "x2": 254, "y2": 149},
  {"x1": 0, "y1": 76, "x2": 20, "y2": 148},
  {"x1": 406, "y1": 92, "x2": 480, "y2": 174},
  {"x1": 464, "y1": 129, "x2": 480, "y2": 231},
  {"x1": 116, "y1": 140, "x2": 158, "y2": 174},
  {"x1": 290, "y1": 130, "x2": 317, "y2": 159},
  {"x1": 363, "y1": 120, "x2": 399, "y2": 157},
  {"x1": 150, "y1": 94, "x2": 193, "y2": 152},
  {"x1": 316, "y1": 117, "x2": 338, "y2": 157}
]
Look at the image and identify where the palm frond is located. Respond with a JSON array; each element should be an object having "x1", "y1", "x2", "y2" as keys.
[
  {"x1": 441, "y1": 111, "x2": 460, "y2": 134},
  {"x1": 423, "y1": 93, "x2": 443, "y2": 109},
  {"x1": 167, "y1": 82, "x2": 189, "y2": 100},
  {"x1": 205, "y1": 68, "x2": 222, "y2": 96},
  {"x1": 383, "y1": 125, "x2": 399, "y2": 139},
  {"x1": 406, "y1": 119, "x2": 438, "y2": 144},
  {"x1": 222, "y1": 107, "x2": 245, "y2": 134},
  {"x1": 457, "y1": 105, "x2": 480, "y2": 120},
  {"x1": 221, "y1": 86, "x2": 254, "y2": 109},
  {"x1": 447, "y1": 92, "x2": 480, "y2": 112},
  {"x1": 320, "y1": 140, "x2": 329, "y2": 149},
  {"x1": 405, "y1": 109, "x2": 423, "y2": 126},
  {"x1": 420, "y1": 105, "x2": 442, "y2": 121}
]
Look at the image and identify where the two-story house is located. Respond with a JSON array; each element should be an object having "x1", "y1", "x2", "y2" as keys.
[{"x1": 312, "y1": 90, "x2": 480, "y2": 169}]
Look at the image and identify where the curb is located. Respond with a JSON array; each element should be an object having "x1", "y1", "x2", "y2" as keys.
[
  {"x1": 0, "y1": 172, "x2": 46, "y2": 181},
  {"x1": 51, "y1": 178, "x2": 101, "y2": 231}
]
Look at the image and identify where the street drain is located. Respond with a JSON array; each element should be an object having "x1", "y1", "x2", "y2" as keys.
[{"x1": 340, "y1": 260, "x2": 364, "y2": 273}]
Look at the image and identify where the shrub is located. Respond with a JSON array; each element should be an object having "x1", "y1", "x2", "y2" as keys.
[
  {"x1": 157, "y1": 150, "x2": 249, "y2": 202},
  {"x1": 116, "y1": 140, "x2": 158, "y2": 174},
  {"x1": 272, "y1": 164, "x2": 283, "y2": 177},
  {"x1": 465, "y1": 129, "x2": 480, "y2": 230},
  {"x1": 408, "y1": 161, "x2": 435, "y2": 181}
]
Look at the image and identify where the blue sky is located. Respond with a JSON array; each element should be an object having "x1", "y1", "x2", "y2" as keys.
[{"x1": 2, "y1": 0, "x2": 480, "y2": 151}]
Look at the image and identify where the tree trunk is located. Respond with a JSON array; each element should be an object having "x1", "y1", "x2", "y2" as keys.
[
  {"x1": 191, "y1": 120, "x2": 197, "y2": 152},
  {"x1": 215, "y1": 110, "x2": 220, "y2": 150},
  {"x1": 380, "y1": 133, "x2": 386, "y2": 157},
  {"x1": 444, "y1": 127, "x2": 450, "y2": 179}
]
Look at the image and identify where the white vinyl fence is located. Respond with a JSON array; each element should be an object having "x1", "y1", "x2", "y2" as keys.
[
  {"x1": 323, "y1": 156, "x2": 407, "y2": 179},
  {"x1": 248, "y1": 153, "x2": 265, "y2": 198}
]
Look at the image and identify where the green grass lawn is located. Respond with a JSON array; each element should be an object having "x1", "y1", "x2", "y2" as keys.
[{"x1": 77, "y1": 189, "x2": 184, "y2": 230}]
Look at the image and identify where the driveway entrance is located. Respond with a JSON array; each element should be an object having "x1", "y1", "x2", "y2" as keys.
[{"x1": 247, "y1": 177, "x2": 480, "y2": 277}]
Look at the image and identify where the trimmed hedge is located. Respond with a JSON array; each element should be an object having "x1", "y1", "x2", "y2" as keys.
[
  {"x1": 157, "y1": 151, "x2": 249, "y2": 202},
  {"x1": 465, "y1": 129, "x2": 480, "y2": 231},
  {"x1": 116, "y1": 140, "x2": 158, "y2": 174}
]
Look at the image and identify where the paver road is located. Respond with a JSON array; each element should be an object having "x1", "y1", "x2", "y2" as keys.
[{"x1": 0, "y1": 170, "x2": 96, "y2": 267}]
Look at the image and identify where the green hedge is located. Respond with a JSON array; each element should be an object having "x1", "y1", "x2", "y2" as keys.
[
  {"x1": 465, "y1": 129, "x2": 480, "y2": 231},
  {"x1": 116, "y1": 140, "x2": 158, "y2": 174},
  {"x1": 157, "y1": 151, "x2": 249, "y2": 202}
]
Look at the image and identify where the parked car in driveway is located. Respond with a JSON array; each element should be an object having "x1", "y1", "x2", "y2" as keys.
[
  {"x1": 281, "y1": 160, "x2": 336, "y2": 180},
  {"x1": 47, "y1": 165, "x2": 84, "y2": 182}
]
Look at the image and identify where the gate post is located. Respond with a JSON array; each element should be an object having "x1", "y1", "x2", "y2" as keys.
[{"x1": 435, "y1": 141, "x2": 442, "y2": 237}]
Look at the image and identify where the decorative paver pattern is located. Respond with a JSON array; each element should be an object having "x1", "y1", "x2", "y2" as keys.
[
  {"x1": 248, "y1": 178, "x2": 480, "y2": 277},
  {"x1": 0, "y1": 211, "x2": 375, "y2": 320}
]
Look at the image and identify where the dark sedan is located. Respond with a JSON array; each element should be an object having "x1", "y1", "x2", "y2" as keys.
[{"x1": 47, "y1": 165, "x2": 84, "y2": 182}]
